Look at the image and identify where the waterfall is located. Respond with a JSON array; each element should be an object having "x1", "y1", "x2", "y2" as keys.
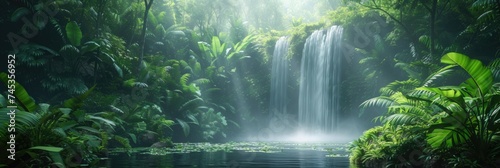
[
  {"x1": 270, "y1": 36, "x2": 290, "y2": 116},
  {"x1": 298, "y1": 26, "x2": 343, "y2": 134}
]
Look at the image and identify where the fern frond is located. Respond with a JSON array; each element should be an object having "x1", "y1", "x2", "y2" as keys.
[
  {"x1": 489, "y1": 58, "x2": 500, "y2": 80},
  {"x1": 360, "y1": 96, "x2": 396, "y2": 109},
  {"x1": 472, "y1": 0, "x2": 498, "y2": 8},
  {"x1": 193, "y1": 78, "x2": 210, "y2": 85},
  {"x1": 359, "y1": 96, "x2": 396, "y2": 116},
  {"x1": 180, "y1": 73, "x2": 191, "y2": 86},
  {"x1": 113, "y1": 135, "x2": 132, "y2": 149},
  {"x1": 358, "y1": 57, "x2": 377, "y2": 64},
  {"x1": 384, "y1": 113, "x2": 419, "y2": 126},
  {"x1": 178, "y1": 97, "x2": 203, "y2": 112},
  {"x1": 423, "y1": 65, "x2": 456, "y2": 87},
  {"x1": 380, "y1": 79, "x2": 420, "y2": 96}
]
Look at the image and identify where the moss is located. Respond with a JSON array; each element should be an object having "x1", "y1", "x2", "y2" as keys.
[
  {"x1": 253, "y1": 30, "x2": 285, "y2": 64},
  {"x1": 287, "y1": 22, "x2": 326, "y2": 62}
]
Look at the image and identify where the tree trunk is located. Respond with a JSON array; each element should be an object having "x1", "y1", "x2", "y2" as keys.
[
  {"x1": 429, "y1": 0, "x2": 437, "y2": 59},
  {"x1": 138, "y1": 0, "x2": 154, "y2": 74}
]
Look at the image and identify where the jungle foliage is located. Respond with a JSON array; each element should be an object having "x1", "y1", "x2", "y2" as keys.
[
  {"x1": 1, "y1": 0, "x2": 499, "y2": 167},
  {"x1": 344, "y1": 0, "x2": 500, "y2": 167}
]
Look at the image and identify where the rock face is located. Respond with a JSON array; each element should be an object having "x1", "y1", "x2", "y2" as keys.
[{"x1": 150, "y1": 142, "x2": 166, "y2": 148}]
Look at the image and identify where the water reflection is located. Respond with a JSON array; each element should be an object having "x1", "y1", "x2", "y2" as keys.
[{"x1": 104, "y1": 149, "x2": 349, "y2": 167}]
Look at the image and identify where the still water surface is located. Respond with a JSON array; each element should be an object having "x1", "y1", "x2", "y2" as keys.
[{"x1": 102, "y1": 143, "x2": 350, "y2": 168}]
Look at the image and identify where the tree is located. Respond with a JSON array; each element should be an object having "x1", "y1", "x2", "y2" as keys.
[{"x1": 138, "y1": 0, "x2": 154, "y2": 73}]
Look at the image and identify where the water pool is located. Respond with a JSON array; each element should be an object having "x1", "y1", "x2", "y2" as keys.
[{"x1": 101, "y1": 142, "x2": 351, "y2": 168}]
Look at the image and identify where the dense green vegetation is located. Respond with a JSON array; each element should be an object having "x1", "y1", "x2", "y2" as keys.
[{"x1": 1, "y1": 0, "x2": 499, "y2": 167}]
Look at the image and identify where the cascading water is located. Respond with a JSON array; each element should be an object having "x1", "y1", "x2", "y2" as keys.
[
  {"x1": 270, "y1": 36, "x2": 290, "y2": 116},
  {"x1": 298, "y1": 26, "x2": 343, "y2": 134}
]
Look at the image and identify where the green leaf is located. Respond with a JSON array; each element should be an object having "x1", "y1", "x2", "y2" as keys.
[
  {"x1": 176, "y1": 118, "x2": 190, "y2": 137},
  {"x1": 11, "y1": 7, "x2": 30, "y2": 22},
  {"x1": 29, "y1": 146, "x2": 64, "y2": 152},
  {"x1": 0, "y1": 94, "x2": 6, "y2": 107},
  {"x1": 416, "y1": 87, "x2": 466, "y2": 109},
  {"x1": 179, "y1": 97, "x2": 203, "y2": 112},
  {"x1": 187, "y1": 114, "x2": 199, "y2": 125},
  {"x1": 427, "y1": 127, "x2": 468, "y2": 149},
  {"x1": 88, "y1": 115, "x2": 116, "y2": 127},
  {"x1": 113, "y1": 63, "x2": 123, "y2": 78},
  {"x1": 0, "y1": 73, "x2": 37, "y2": 112},
  {"x1": 423, "y1": 65, "x2": 456, "y2": 87},
  {"x1": 128, "y1": 133, "x2": 137, "y2": 144},
  {"x1": 65, "y1": 21, "x2": 83, "y2": 46},
  {"x1": 75, "y1": 126, "x2": 100, "y2": 134},
  {"x1": 81, "y1": 41, "x2": 100, "y2": 54},
  {"x1": 441, "y1": 52, "x2": 493, "y2": 97},
  {"x1": 48, "y1": 152, "x2": 65, "y2": 167}
]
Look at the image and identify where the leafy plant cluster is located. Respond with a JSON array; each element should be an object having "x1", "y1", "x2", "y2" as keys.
[
  {"x1": 340, "y1": 0, "x2": 500, "y2": 167},
  {"x1": 1, "y1": 0, "x2": 268, "y2": 167}
]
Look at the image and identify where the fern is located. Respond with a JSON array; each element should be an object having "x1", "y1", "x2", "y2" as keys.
[
  {"x1": 422, "y1": 65, "x2": 456, "y2": 87},
  {"x1": 178, "y1": 97, "x2": 203, "y2": 112},
  {"x1": 360, "y1": 96, "x2": 396, "y2": 114},
  {"x1": 489, "y1": 58, "x2": 500, "y2": 80},
  {"x1": 180, "y1": 73, "x2": 191, "y2": 86},
  {"x1": 113, "y1": 135, "x2": 132, "y2": 149},
  {"x1": 379, "y1": 79, "x2": 420, "y2": 96},
  {"x1": 472, "y1": 0, "x2": 498, "y2": 8},
  {"x1": 193, "y1": 78, "x2": 210, "y2": 85}
]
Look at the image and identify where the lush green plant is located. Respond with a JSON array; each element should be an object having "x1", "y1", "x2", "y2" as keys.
[
  {"x1": 0, "y1": 80, "x2": 116, "y2": 167},
  {"x1": 412, "y1": 53, "x2": 500, "y2": 166},
  {"x1": 353, "y1": 52, "x2": 500, "y2": 167}
]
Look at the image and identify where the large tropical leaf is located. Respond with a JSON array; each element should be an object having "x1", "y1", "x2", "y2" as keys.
[
  {"x1": 65, "y1": 21, "x2": 83, "y2": 46},
  {"x1": 416, "y1": 87, "x2": 466, "y2": 110},
  {"x1": 441, "y1": 52, "x2": 493, "y2": 97},
  {"x1": 427, "y1": 127, "x2": 469, "y2": 149},
  {"x1": 0, "y1": 73, "x2": 36, "y2": 112}
]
